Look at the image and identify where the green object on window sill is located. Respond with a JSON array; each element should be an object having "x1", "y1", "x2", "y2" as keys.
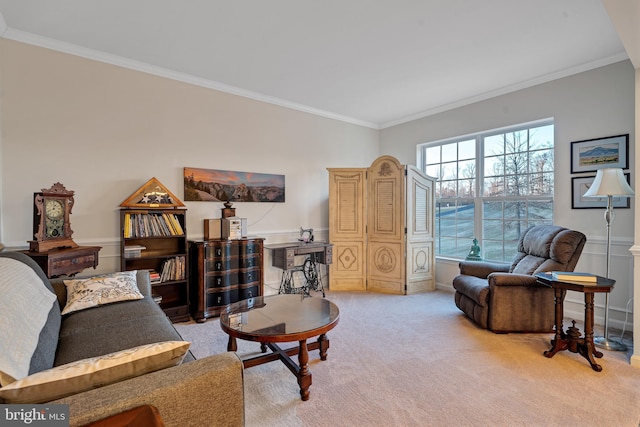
[{"x1": 466, "y1": 238, "x2": 482, "y2": 261}]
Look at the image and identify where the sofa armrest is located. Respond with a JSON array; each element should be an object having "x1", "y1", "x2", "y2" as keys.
[
  {"x1": 51, "y1": 353, "x2": 244, "y2": 427},
  {"x1": 488, "y1": 272, "x2": 540, "y2": 288},
  {"x1": 134, "y1": 270, "x2": 152, "y2": 298},
  {"x1": 458, "y1": 260, "x2": 510, "y2": 279}
]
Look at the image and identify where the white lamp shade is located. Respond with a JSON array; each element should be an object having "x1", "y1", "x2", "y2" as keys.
[{"x1": 583, "y1": 168, "x2": 635, "y2": 197}]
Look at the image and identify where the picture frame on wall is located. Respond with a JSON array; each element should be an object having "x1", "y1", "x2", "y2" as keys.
[
  {"x1": 183, "y1": 167, "x2": 285, "y2": 202},
  {"x1": 570, "y1": 134, "x2": 629, "y2": 174},
  {"x1": 571, "y1": 173, "x2": 631, "y2": 209}
]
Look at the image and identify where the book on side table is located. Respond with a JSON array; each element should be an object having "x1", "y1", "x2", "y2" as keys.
[{"x1": 551, "y1": 271, "x2": 597, "y2": 283}]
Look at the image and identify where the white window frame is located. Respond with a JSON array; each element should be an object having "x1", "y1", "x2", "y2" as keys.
[{"x1": 417, "y1": 118, "x2": 554, "y2": 261}]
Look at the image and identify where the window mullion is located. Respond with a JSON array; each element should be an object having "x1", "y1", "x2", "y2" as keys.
[{"x1": 475, "y1": 136, "x2": 483, "y2": 244}]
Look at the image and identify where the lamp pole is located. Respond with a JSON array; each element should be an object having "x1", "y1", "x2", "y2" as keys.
[{"x1": 594, "y1": 195, "x2": 626, "y2": 351}]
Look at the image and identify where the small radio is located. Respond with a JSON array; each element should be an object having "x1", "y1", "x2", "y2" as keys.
[{"x1": 204, "y1": 217, "x2": 247, "y2": 240}]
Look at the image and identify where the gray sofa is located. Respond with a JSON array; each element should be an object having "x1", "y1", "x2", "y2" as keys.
[{"x1": 0, "y1": 251, "x2": 245, "y2": 427}]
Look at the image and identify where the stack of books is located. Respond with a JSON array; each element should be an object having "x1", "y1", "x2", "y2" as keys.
[
  {"x1": 148, "y1": 269, "x2": 161, "y2": 284},
  {"x1": 123, "y1": 245, "x2": 146, "y2": 259},
  {"x1": 551, "y1": 271, "x2": 597, "y2": 284}
]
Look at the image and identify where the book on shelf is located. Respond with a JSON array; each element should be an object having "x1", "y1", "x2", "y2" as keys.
[
  {"x1": 551, "y1": 271, "x2": 597, "y2": 283},
  {"x1": 159, "y1": 256, "x2": 186, "y2": 282},
  {"x1": 123, "y1": 212, "x2": 184, "y2": 238},
  {"x1": 123, "y1": 245, "x2": 146, "y2": 259},
  {"x1": 147, "y1": 269, "x2": 161, "y2": 284}
]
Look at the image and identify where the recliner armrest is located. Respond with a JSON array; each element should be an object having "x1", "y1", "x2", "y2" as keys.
[
  {"x1": 458, "y1": 260, "x2": 510, "y2": 279},
  {"x1": 488, "y1": 272, "x2": 540, "y2": 287}
]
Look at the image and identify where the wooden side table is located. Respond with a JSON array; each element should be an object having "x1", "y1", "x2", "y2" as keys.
[
  {"x1": 21, "y1": 245, "x2": 101, "y2": 278},
  {"x1": 535, "y1": 272, "x2": 615, "y2": 372}
]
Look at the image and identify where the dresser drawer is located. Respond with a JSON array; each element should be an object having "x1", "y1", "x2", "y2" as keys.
[
  {"x1": 207, "y1": 288, "x2": 239, "y2": 307},
  {"x1": 50, "y1": 253, "x2": 96, "y2": 274},
  {"x1": 240, "y1": 241, "x2": 262, "y2": 256},
  {"x1": 239, "y1": 254, "x2": 261, "y2": 268},
  {"x1": 239, "y1": 284, "x2": 260, "y2": 300},
  {"x1": 206, "y1": 272, "x2": 237, "y2": 288},
  {"x1": 205, "y1": 243, "x2": 232, "y2": 258},
  {"x1": 241, "y1": 267, "x2": 261, "y2": 284},
  {"x1": 22, "y1": 246, "x2": 101, "y2": 278}
]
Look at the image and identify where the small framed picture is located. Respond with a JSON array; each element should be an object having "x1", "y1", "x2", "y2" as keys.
[
  {"x1": 570, "y1": 134, "x2": 629, "y2": 174},
  {"x1": 571, "y1": 174, "x2": 631, "y2": 209}
]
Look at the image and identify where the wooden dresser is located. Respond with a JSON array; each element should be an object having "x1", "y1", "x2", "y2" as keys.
[
  {"x1": 21, "y1": 246, "x2": 101, "y2": 278},
  {"x1": 189, "y1": 238, "x2": 264, "y2": 322}
]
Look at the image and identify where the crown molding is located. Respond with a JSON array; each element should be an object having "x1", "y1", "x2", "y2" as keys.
[
  {"x1": 380, "y1": 52, "x2": 630, "y2": 129},
  {"x1": 1, "y1": 27, "x2": 380, "y2": 130},
  {"x1": 2, "y1": 26, "x2": 629, "y2": 132}
]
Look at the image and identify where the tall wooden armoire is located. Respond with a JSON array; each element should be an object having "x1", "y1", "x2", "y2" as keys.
[{"x1": 328, "y1": 155, "x2": 435, "y2": 294}]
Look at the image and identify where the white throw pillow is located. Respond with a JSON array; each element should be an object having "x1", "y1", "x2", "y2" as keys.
[
  {"x1": 62, "y1": 271, "x2": 143, "y2": 315},
  {"x1": 0, "y1": 341, "x2": 190, "y2": 404}
]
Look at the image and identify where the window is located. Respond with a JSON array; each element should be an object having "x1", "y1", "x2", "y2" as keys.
[{"x1": 419, "y1": 120, "x2": 554, "y2": 262}]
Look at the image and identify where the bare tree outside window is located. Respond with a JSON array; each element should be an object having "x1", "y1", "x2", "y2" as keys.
[{"x1": 421, "y1": 121, "x2": 554, "y2": 262}]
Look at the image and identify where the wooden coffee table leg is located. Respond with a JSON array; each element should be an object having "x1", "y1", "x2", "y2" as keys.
[
  {"x1": 318, "y1": 334, "x2": 329, "y2": 360},
  {"x1": 297, "y1": 339, "x2": 311, "y2": 401},
  {"x1": 227, "y1": 336, "x2": 237, "y2": 352}
]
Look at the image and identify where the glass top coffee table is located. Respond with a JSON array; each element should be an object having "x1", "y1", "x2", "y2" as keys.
[{"x1": 220, "y1": 294, "x2": 340, "y2": 401}]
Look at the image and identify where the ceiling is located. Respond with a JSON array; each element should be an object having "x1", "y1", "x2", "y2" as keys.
[{"x1": 0, "y1": 1, "x2": 629, "y2": 129}]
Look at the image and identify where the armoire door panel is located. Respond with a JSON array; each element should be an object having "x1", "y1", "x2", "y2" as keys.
[
  {"x1": 368, "y1": 241, "x2": 403, "y2": 280},
  {"x1": 405, "y1": 277, "x2": 434, "y2": 294},
  {"x1": 333, "y1": 243, "x2": 365, "y2": 274},
  {"x1": 372, "y1": 180, "x2": 396, "y2": 234},
  {"x1": 328, "y1": 168, "x2": 366, "y2": 291},
  {"x1": 328, "y1": 169, "x2": 366, "y2": 240},
  {"x1": 367, "y1": 279, "x2": 400, "y2": 294},
  {"x1": 367, "y1": 156, "x2": 405, "y2": 294},
  {"x1": 407, "y1": 166, "x2": 435, "y2": 241},
  {"x1": 329, "y1": 242, "x2": 366, "y2": 291},
  {"x1": 368, "y1": 156, "x2": 404, "y2": 241},
  {"x1": 406, "y1": 242, "x2": 434, "y2": 281}
]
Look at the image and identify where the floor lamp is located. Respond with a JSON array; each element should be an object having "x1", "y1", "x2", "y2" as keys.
[{"x1": 583, "y1": 167, "x2": 634, "y2": 351}]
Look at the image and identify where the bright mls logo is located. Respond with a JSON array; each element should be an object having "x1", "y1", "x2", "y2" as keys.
[{"x1": 1, "y1": 405, "x2": 68, "y2": 426}]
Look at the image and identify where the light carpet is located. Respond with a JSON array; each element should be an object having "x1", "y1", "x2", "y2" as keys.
[{"x1": 175, "y1": 290, "x2": 640, "y2": 427}]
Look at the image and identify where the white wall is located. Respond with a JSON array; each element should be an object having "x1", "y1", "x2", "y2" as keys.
[
  {"x1": 0, "y1": 39, "x2": 380, "y2": 293},
  {"x1": 1, "y1": 39, "x2": 636, "y2": 332},
  {"x1": 380, "y1": 60, "x2": 636, "y2": 332}
]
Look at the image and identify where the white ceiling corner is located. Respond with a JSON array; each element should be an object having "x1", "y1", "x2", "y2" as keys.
[{"x1": 0, "y1": 1, "x2": 630, "y2": 129}]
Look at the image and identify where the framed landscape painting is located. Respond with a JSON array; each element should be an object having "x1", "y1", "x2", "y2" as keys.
[
  {"x1": 184, "y1": 167, "x2": 285, "y2": 202},
  {"x1": 570, "y1": 134, "x2": 629, "y2": 173},
  {"x1": 571, "y1": 173, "x2": 631, "y2": 209}
]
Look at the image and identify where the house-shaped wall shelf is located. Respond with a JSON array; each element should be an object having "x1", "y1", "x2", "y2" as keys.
[{"x1": 120, "y1": 177, "x2": 185, "y2": 208}]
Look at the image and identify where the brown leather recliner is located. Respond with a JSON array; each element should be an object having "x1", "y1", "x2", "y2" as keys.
[{"x1": 452, "y1": 225, "x2": 586, "y2": 333}]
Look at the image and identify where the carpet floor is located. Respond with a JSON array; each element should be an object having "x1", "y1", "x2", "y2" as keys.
[{"x1": 175, "y1": 290, "x2": 640, "y2": 427}]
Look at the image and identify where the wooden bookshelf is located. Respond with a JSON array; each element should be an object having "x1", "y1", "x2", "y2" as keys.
[{"x1": 120, "y1": 208, "x2": 189, "y2": 322}]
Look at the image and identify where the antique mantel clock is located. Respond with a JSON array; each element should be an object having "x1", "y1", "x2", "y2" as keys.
[{"x1": 29, "y1": 182, "x2": 78, "y2": 252}]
